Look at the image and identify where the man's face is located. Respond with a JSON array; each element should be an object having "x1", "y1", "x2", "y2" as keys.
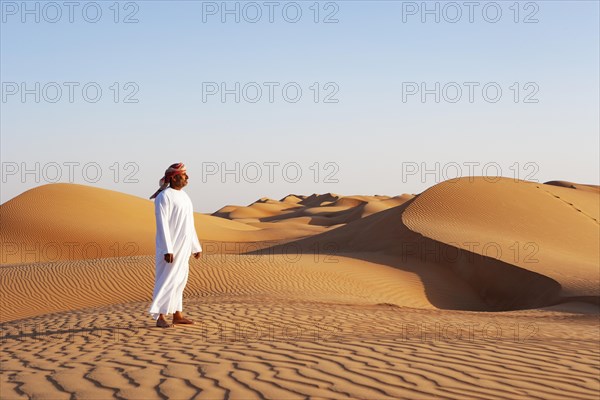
[{"x1": 171, "y1": 172, "x2": 189, "y2": 188}]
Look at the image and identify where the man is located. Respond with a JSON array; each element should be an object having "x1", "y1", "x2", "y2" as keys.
[{"x1": 149, "y1": 163, "x2": 202, "y2": 328}]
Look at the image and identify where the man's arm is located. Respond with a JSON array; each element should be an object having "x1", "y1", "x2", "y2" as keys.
[
  {"x1": 192, "y1": 232, "x2": 202, "y2": 257},
  {"x1": 191, "y1": 211, "x2": 202, "y2": 258}
]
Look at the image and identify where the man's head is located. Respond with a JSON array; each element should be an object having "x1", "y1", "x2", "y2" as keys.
[
  {"x1": 164, "y1": 162, "x2": 188, "y2": 190},
  {"x1": 149, "y1": 163, "x2": 188, "y2": 199}
]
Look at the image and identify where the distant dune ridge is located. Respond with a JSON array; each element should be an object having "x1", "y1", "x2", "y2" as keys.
[
  {"x1": 1, "y1": 178, "x2": 599, "y2": 399},
  {"x1": 0, "y1": 184, "x2": 414, "y2": 264}
]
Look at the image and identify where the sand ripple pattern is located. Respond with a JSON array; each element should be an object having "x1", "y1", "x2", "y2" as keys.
[
  {"x1": 1, "y1": 253, "x2": 440, "y2": 323},
  {"x1": 1, "y1": 299, "x2": 598, "y2": 399}
]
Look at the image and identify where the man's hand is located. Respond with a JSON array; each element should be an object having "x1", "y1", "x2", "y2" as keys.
[
  {"x1": 193, "y1": 252, "x2": 201, "y2": 259},
  {"x1": 164, "y1": 253, "x2": 174, "y2": 263}
]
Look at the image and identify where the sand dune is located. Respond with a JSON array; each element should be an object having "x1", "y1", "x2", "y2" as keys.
[
  {"x1": 215, "y1": 192, "x2": 413, "y2": 225},
  {"x1": 402, "y1": 177, "x2": 599, "y2": 299},
  {"x1": 0, "y1": 252, "x2": 479, "y2": 323},
  {"x1": 257, "y1": 178, "x2": 599, "y2": 310},
  {"x1": 1, "y1": 178, "x2": 598, "y2": 399},
  {"x1": 1, "y1": 179, "x2": 597, "y2": 312},
  {"x1": 0, "y1": 184, "x2": 264, "y2": 263},
  {"x1": 0, "y1": 184, "x2": 414, "y2": 264},
  {"x1": 0, "y1": 184, "x2": 279, "y2": 264}
]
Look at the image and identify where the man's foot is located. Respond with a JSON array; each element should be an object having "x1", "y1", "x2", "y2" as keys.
[
  {"x1": 172, "y1": 317, "x2": 194, "y2": 324},
  {"x1": 172, "y1": 311, "x2": 194, "y2": 324},
  {"x1": 156, "y1": 317, "x2": 174, "y2": 328}
]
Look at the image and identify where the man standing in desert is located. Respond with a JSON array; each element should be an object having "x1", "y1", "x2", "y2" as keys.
[{"x1": 149, "y1": 163, "x2": 202, "y2": 328}]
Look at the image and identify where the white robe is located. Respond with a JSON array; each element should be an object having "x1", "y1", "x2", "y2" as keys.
[{"x1": 149, "y1": 187, "x2": 202, "y2": 319}]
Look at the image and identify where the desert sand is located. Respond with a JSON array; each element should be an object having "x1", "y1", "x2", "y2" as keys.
[{"x1": 1, "y1": 177, "x2": 598, "y2": 399}]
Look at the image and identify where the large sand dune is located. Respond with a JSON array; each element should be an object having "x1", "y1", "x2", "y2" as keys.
[
  {"x1": 259, "y1": 177, "x2": 599, "y2": 310},
  {"x1": 402, "y1": 177, "x2": 599, "y2": 299},
  {"x1": 1, "y1": 178, "x2": 598, "y2": 399}
]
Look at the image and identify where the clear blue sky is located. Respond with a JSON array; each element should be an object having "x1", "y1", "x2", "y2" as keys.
[{"x1": 1, "y1": 0, "x2": 598, "y2": 212}]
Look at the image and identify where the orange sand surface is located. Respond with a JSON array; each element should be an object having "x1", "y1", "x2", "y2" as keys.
[{"x1": 1, "y1": 178, "x2": 598, "y2": 399}]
